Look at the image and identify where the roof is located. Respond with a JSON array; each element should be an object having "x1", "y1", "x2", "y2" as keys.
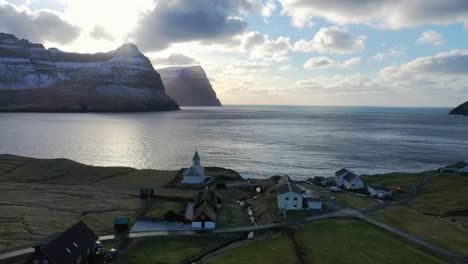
[
  {"x1": 278, "y1": 175, "x2": 292, "y2": 185},
  {"x1": 39, "y1": 221, "x2": 98, "y2": 264},
  {"x1": 193, "y1": 151, "x2": 200, "y2": 162},
  {"x1": 277, "y1": 176, "x2": 303, "y2": 195},
  {"x1": 335, "y1": 168, "x2": 349, "y2": 176},
  {"x1": 114, "y1": 218, "x2": 129, "y2": 225},
  {"x1": 194, "y1": 200, "x2": 217, "y2": 222},
  {"x1": 184, "y1": 166, "x2": 201, "y2": 176},
  {"x1": 306, "y1": 197, "x2": 321, "y2": 202},
  {"x1": 368, "y1": 184, "x2": 391, "y2": 192},
  {"x1": 343, "y1": 172, "x2": 358, "y2": 183}
]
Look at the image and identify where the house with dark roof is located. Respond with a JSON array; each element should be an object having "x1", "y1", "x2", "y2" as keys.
[
  {"x1": 368, "y1": 184, "x2": 393, "y2": 198},
  {"x1": 185, "y1": 187, "x2": 221, "y2": 229},
  {"x1": 335, "y1": 168, "x2": 364, "y2": 190},
  {"x1": 335, "y1": 168, "x2": 350, "y2": 186},
  {"x1": 183, "y1": 151, "x2": 206, "y2": 184},
  {"x1": 25, "y1": 221, "x2": 98, "y2": 264},
  {"x1": 342, "y1": 171, "x2": 365, "y2": 190},
  {"x1": 277, "y1": 175, "x2": 303, "y2": 210}
]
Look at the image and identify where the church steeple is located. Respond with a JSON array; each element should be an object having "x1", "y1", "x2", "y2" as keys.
[{"x1": 193, "y1": 150, "x2": 201, "y2": 165}]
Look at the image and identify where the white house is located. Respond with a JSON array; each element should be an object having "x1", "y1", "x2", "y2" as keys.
[
  {"x1": 277, "y1": 176, "x2": 303, "y2": 210},
  {"x1": 458, "y1": 165, "x2": 468, "y2": 173},
  {"x1": 342, "y1": 172, "x2": 365, "y2": 190},
  {"x1": 335, "y1": 168, "x2": 350, "y2": 186},
  {"x1": 183, "y1": 151, "x2": 206, "y2": 184},
  {"x1": 368, "y1": 184, "x2": 393, "y2": 198}
]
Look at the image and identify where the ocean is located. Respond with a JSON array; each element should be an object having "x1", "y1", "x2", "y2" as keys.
[{"x1": 0, "y1": 105, "x2": 467, "y2": 179}]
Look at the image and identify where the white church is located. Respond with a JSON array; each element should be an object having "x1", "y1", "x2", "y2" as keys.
[{"x1": 183, "y1": 151, "x2": 206, "y2": 184}]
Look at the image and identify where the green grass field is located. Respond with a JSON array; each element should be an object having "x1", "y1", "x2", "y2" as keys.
[
  {"x1": 201, "y1": 219, "x2": 446, "y2": 264},
  {"x1": 201, "y1": 235, "x2": 296, "y2": 264},
  {"x1": 408, "y1": 175, "x2": 468, "y2": 214},
  {"x1": 333, "y1": 192, "x2": 378, "y2": 209},
  {"x1": 362, "y1": 171, "x2": 433, "y2": 192},
  {"x1": 370, "y1": 206, "x2": 468, "y2": 256},
  {"x1": 216, "y1": 203, "x2": 251, "y2": 228},
  {"x1": 112, "y1": 235, "x2": 237, "y2": 264},
  {"x1": 145, "y1": 198, "x2": 187, "y2": 219}
]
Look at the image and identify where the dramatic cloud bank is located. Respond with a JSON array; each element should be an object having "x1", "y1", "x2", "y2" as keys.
[
  {"x1": 132, "y1": 0, "x2": 267, "y2": 51},
  {"x1": 0, "y1": 1, "x2": 80, "y2": 44},
  {"x1": 279, "y1": 0, "x2": 468, "y2": 29}
]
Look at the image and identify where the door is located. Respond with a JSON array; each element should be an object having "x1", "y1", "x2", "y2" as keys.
[{"x1": 201, "y1": 221, "x2": 205, "y2": 228}]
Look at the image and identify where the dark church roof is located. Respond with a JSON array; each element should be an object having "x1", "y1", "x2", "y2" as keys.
[
  {"x1": 193, "y1": 151, "x2": 200, "y2": 162},
  {"x1": 37, "y1": 221, "x2": 98, "y2": 264},
  {"x1": 277, "y1": 175, "x2": 302, "y2": 195}
]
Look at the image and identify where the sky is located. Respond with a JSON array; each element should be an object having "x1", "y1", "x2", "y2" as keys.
[{"x1": 1, "y1": 0, "x2": 468, "y2": 107}]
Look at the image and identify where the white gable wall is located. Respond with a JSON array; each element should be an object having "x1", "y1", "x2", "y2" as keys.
[
  {"x1": 278, "y1": 192, "x2": 303, "y2": 210},
  {"x1": 343, "y1": 177, "x2": 365, "y2": 190}
]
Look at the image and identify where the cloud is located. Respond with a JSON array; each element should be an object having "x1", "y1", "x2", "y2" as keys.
[
  {"x1": 228, "y1": 60, "x2": 270, "y2": 73},
  {"x1": 398, "y1": 49, "x2": 468, "y2": 75},
  {"x1": 416, "y1": 30, "x2": 444, "y2": 46},
  {"x1": 132, "y1": 0, "x2": 264, "y2": 51},
  {"x1": 152, "y1": 53, "x2": 199, "y2": 65},
  {"x1": 89, "y1": 25, "x2": 114, "y2": 41},
  {"x1": 241, "y1": 31, "x2": 291, "y2": 61},
  {"x1": 293, "y1": 27, "x2": 365, "y2": 54},
  {"x1": 0, "y1": 1, "x2": 80, "y2": 44},
  {"x1": 279, "y1": 64, "x2": 295, "y2": 71},
  {"x1": 303, "y1": 56, "x2": 361, "y2": 69},
  {"x1": 304, "y1": 56, "x2": 334, "y2": 69},
  {"x1": 279, "y1": 0, "x2": 468, "y2": 29},
  {"x1": 372, "y1": 47, "x2": 405, "y2": 61}
]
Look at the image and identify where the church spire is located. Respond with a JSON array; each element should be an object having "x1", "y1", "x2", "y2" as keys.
[{"x1": 193, "y1": 150, "x2": 200, "y2": 165}]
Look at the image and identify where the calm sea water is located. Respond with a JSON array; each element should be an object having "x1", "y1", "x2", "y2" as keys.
[{"x1": 0, "y1": 105, "x2": 467, "y2": 179}]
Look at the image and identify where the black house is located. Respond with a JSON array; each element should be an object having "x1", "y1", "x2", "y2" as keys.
[{"x1": 25, "y1": 221, "x2": 98, "y2": 264}]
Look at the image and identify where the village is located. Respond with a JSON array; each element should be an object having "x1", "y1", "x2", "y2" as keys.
[{"x1": 1, "y1": 152, "x2": 467, "y2": 264}]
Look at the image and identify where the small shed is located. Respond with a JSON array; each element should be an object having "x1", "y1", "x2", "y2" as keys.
[
  {"x1": 114, "y1": 218, "x2": 129, "y2": 231},
  {"x1": 140, "y1": 188, "x2": 155, "y2": 199},
  {"x1": 164, "y1": 210, "x2": 180, "y2": 222},
  {"x1": 304, "y1": 195, "x2": 322, "y2": 210},
  {"x1": 368, "y1": 184, "x2": 393, "y2": 198}
]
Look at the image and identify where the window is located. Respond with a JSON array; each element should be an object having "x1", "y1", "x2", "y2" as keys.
[
  {"x1": 33, "y1": 259, "x2": 39, "y2": 264},
  {"x1": 293, "y1": 197, "x2": 298, "y2": 201},
  {"x1": 293, "y1": 205, "x2": 297, "y2": 208},
  {"x1": 285, "y1": 197, "x2": 289, "y2": 201},
  {"x1": 43, "y1": 260, "x2": 49, "y2": 264}
]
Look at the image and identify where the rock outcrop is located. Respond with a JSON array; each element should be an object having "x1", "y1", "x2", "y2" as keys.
[
  {"x1": 0, "y1": 33, "x2": 179, "y2": 112},
  {"x1": 158, "y1": 66, "x2": 221, "y2": 106},
  {"x1": 449, "y1": 101, "x2": 468, "y2": 116}
]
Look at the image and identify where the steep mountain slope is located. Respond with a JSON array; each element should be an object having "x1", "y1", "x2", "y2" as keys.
[
  {"x1": 158, "y1": 66, "x2": 221, "y2": 106},
  {"x1": 0, "y1": 33, "x2": 179, "y2": 112}
]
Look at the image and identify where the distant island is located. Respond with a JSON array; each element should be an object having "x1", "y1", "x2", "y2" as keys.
[
  {"x1": 0, "y1": 33, "x2": 179, "y2": 112},
  {"x1": 450, "y1": 101, "x2": 468, "y2": 116},
  {"x1": 158, "y1": 66, "x2": 222, "y2": 106}
]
